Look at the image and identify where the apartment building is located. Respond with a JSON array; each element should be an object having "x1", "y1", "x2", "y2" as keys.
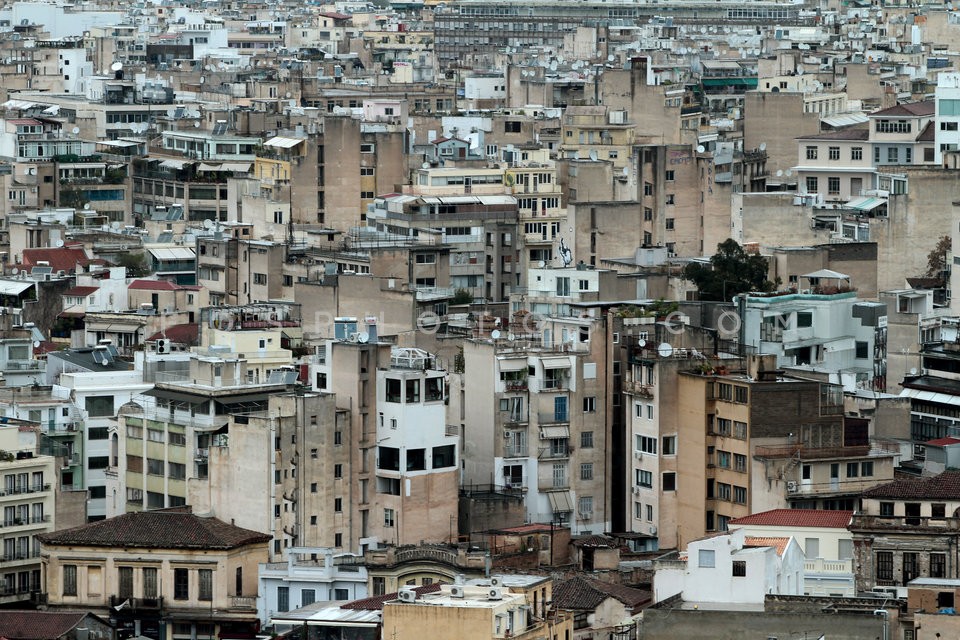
[
  {"x1": 39, "y1": 508, "x2": 269, "y2": 640},
  {"x1": 258, "y1": 547, "x2": 368, "y2": 623},
  {"x1": 849, "y1": 471, "x2": 960, "y2": 593},
  {"x1": 0, "y1": 425, "x2": 55, "y2": 605}
]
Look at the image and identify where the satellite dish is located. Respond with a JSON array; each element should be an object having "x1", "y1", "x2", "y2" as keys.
[
  {"x1": 796, "y1": 67, "x2": 804, "y2": 75},
  {"x1": 111, "y1": 61, "x2": 123, "y2": 71},
  {"x1": 607, "y1": 54, "x2": 615, "y2": 62},
  {"x1": 199, "y1": 76, "x2": 206, "y2": 84},
  {"x1": 357, "y1": 332, "x2": 369, "y2": 343},
  {"x1": 491, "y1": 330, "x2": 501, "y2": 340},
  {"x1": 194, "y1": 122, "x2": 201, "y2": 128},
  {"x1": 910, "y1": 367, "x2": 918, "y2": 375},
  {"x1": 507, "y1": 333, "x2": 516, "y2": 341},
  {"x1": 538, "y1": 260, "x2": 546, "y2": 268},
  {"x1": 83, "y1": 203, "x2": 91, "y2": 210},
  {"x1": 759, "y1": 142, "x2": 767, "y2": 151},
  {"x1": 549, "y1": 61, "x2": 558, "y2": 72},
  {"x1": 776, "y1": 170, "x2": 784, "y2": 177},
  {"x1": 589, "y1": 149, "x2": 598, "y2": 161},
  {"x1": 285, "y1": 91, "x2": 292, "y2": 98},
  {"x1": 696, "y1": 145, "x2": 706, "y2": 153},
  {"x1": 203, "y1": 219, "x2": 214, "y2": 229},
  {"x1": 11, "y1": 269, "x2": 18, "y2": 275},
  {"x1": 111, "y1": 221, "x2": 121, "y2": 230},
  {"x1": 638, "y1": 339, "x2": 647, "y2": 347},
  {"x1": 785, "y1": 169, "x2": 793, "y2": 177},
  {"x1": 657, "y1": 343, "x2": 674, "y2": 358},
  {"x1": 71, "y1": 126, "x2": 80, "y2": 135},
  {"x1": 55, "y1": 239, "x2": 64, "y2": 247},
  {"x1": 422, "y1": 162, "x2": 430, "y2": 169},
  {"x1": 33, "y1": 341, "x2": 40, "y2": 348}
]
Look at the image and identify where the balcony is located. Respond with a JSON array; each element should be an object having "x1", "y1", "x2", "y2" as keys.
[
  {"x1": 504, "y1": 445, "x2": 529, "y2": 458},
  {"x1": 538, "y1": 445, "x2": 571, "y2": 460},
  {"x1": 109, "y1": 595, "x2": 164, "y2": 610},
  {"x1": 623, "y1": 380, "x2": 654, "y2": 398},
  {"x1": 0, "y1": 515, "x2": 51, "y2": 528},
  {"x1": 540, "y1": 379, "x2": 568, "y2": 392},
  {"x1": 230, "y1": 596, "x2": 257, "y2": 610},
  {"x1": 538, "y1": 412, "x2": 569, "y2": 425},
  {"x1": 804, "y1": 558, "x2": 853, "y2": 574},
  {"x1": 445, "y1": 424, "x2": 460, "y2": 437},
  {"x1": 504, "y1": 380, "x2": 529, "y2": 392},
  {"x1": 850, "y1": 514, "x2": 960, "y2": 531},
  {"x1": 0, "y1": 484, "x2": 52, "y2": 496}
]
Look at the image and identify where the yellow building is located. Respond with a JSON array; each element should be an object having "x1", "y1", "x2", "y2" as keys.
[{"x1": 39, "y1": 508, "x2": 270, "y2": 640}]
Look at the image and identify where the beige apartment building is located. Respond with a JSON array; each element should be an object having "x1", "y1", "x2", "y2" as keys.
[
  {"x1": 39, "y1": 508, "x2": 269, "y2": 640},
  {"x1": 0, "y1": 425, "x2": 55, "y2": 605}
]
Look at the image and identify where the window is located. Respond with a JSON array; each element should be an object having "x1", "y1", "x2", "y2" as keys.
[
  {"x1": 805, "y1": 176, "x2": 818, "y2": 193},
  {"x1": 143, "y1": 567, "x2": 158, "y2": 598},
  {"x1": 169, "y1": 462, "x2": 186, "y2": 480},
  {"x1": 734, "y1": 454, "x2": 747, "y2": 472},
  {"x1": 169, "y1": 432, "x2": 186, "y2": 446},
  {"x1": 880, "y1": 502, "x2": 894, "y2": 516},
  {"x1": 734, "y1": 386, "x2": 748, "y2": 404},
  {"x1": 698, "y1": 549, "x2": 716, "y2": 568},
  {"x1": 85, "y1": 396, "x2": 114, "y2": 417},
  {"x1": 582, "y1": 396, "x2": 596, "y2": 413},
  {"x1": 828, "y1": 177, "x2": 840, "y2": 194},
  {"x1": 851, "y1": 147, "x2": 863, "y2": 160},
  {"x1": 235, "y1": 567, "x2": 243, "y2": 597},
  {"x1": 63, "y1": 565, "x2": 77, "y2": 596},
  {"x1": 665, "y1": 218, "x2": 675, "y2": 230},
  {"x1": 580, "y1": 463, "x2": 593, "y2": 480},
  {"x1": 360, "y1": 143, "x2": 375, "y2": 153},
  {"x1": 360, "y1": 191, "x2": 375, "y2": 199},
  {"x1": 662, "y1": 472, "x2": 676, "y2": 491},
  {"x1": 578, "y1": 495, "x2": 593, "y2": 516},
  {"x1": 855, "y1": 341, "x2": 869, "y2": 359},
  {"x1": 360, "y1": 167, "x2": 375, "y2": 176},
  {"x1": 805, "y1": 146, "x2": 818, "y2": 160},
  {"x1": 334, "y1": 464, "x2": 343, "y2": 479},
  {"x1": 637, "y1": 436, "x2": 657, "y2": 454},
  {"x1": 662, "y1": 436, "x2": 676, "y2": 455},
  {"x1": 734, "y1": 486, "x2": 747, "y2": 504},
  {"x1": 118, "y1": 566, "x2": 134, "y2": 598},
  {"x1": 828, "y1": 146, "x2": 840, "y2": 160},
  {"x1": 732, "y1": 560, "x2": 746, "y2": 577},
  {"x1": 253, "y1": 273, "x2": 267, "y2": 286},
  {"x1": 302, "y1": 589, "x2": 316, "y2": 606},
  {"x1": 931, "y1": 553, "x2": 947, "y2": 578},
  {"x1": 199, "y1": 569, "x2": 212, "y2": 601},
  {"x1": 384, "y1": 508, "x2": 395, "y2": 527},
  {"x1": 796, "y1": 311, "x2": 813, "y2": 328},
  {"x1": 933, "y1": 503, "x2": 946, "y2": 519},
  {"x1": 665, "y1": 194, "x2": 675, "y2": 205},
  {"x1": 174, "y1": 568, "x2": 189, "y2": 600},
  {"x1": 887, "y1": 147, "x2": 899, "y2": 163},
  {"x1": 733, "y1": 421, "x2": 747, "y2": 439},
  {"x1": 277, "y1": 586, "x2": 289, "y2": 612},
  {"x1": 580, "y1": 431, "x2": 594, "y2": 448},
  {"x1": 637, "y1": 470, "x2": 652, "y2": 488}
]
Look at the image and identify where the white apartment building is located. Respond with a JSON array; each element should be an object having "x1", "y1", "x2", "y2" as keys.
[
  {"x1": 935, "y1": 72, "x2": 960, "y2": 163},
  {"x1": 258, "y1": 547, "x2": 368, "y2": 624}
]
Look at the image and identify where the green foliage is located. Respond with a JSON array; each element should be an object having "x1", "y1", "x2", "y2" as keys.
[
  {"x1": 112, "y1": 252, "x2": 151, "y2": 278},
  {"x1": 924, "y1": 235, "x2": 952, "y2": 285},
  {"x1": 682, "y1": 239, "x2": 775, "y2": 302},
  {"x1": 451, "y1": 288, "x2": 474, "y2": 305},
  {"x1": 0, "y1": 450, "x2": 14, "y2": 462}
]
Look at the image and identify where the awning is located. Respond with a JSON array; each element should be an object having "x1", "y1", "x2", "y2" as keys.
[
  {"x1": 216, "y1": 392, "x2": 272, "y2": 405},
  {"x1": 0, "y1": 280, "x2": 35, "y2": 296},
  {"x1": 547, "y1": 490, "x2": 574, "y2": 513},
  {"x1": 159, "y1": 159, "x2": 193, "y2": 170},
  {"x1": 845, "y1": 196, "x2": 887, "y2": 212},
  {"x1": 143, "y1": 388, "x2": 204, "y2": 404},
  {"x1": 541, "y1": 357, "x2": 570, "y2": 369},
  {"x1": 498, "y1": 358, "x2": 527, "y2": 372},
  {"x1": 540, "y1": 425, "x2": 570, "y2": 439},
  {"x1": 803, "y1": 269, "x2": 850, "y2": 280},
  {"x1": 264, "y1": 136, "x2": 304, "y2": 149},
  {"x1": 197, "y1": 161, "x2": 252, "y2": 172},
  {"x1": 900, "y1": 388, "x2": 960, "y2": 407},
  {"x1": 84, "y1": 321, "x2": 141, "y2": 333},
  {"x1": 98, "y1": 139, "x2": 139, "y2": 148},
  {"x1": 147, "y1": 247, "x2": 196, "y2": 261}
]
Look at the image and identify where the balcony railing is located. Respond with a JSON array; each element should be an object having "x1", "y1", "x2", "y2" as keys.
[
  {"x1": 803, "y1": 558, "x2": 853, "y2": 574},
  {"x1": 1, "y1": 551, "x2": 41, "y2": 561},
  {"x1": 538, "y1": 412, "x2": 569, "y2": 425},
  {"x1": 109, "y1": 595, "x2": 164, "y2": 610},
  {"x1": 1, "y1": 515, "x2": 51, "y2": 528},
  {"x1": 0, "y1": 484, "x2": 52, "y2": 496},
  {"x1": 445, "y1": 424, "x2": 460, "y2": 437},
  {"x1": 538, "y1": 446, "x2": 570, "y2": 460},
  {"x1": 623, "y1": 380, "x2": 654, "y2": 398},
  {"x1": 504, "y1": 445, "x2": 528, "y2": 458},
  {"x1": 850, "y1": 514, "x2": 960, "y2": 531}
]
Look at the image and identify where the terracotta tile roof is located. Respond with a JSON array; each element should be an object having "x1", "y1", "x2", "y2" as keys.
[
  {"x1": 342, "y1": 582, "x2": 441, "y2": 610},
  {"x1": 926, "y1": 437, "x2": 960, "y2": 447},
  {"x1": 743, "y1": 536, "x2": 790, "y2": 557},
  {"x1": 62, "y1": 286, "x2": 99, "y2": 297},
  {"x1": 871, "y1": 101, "x2": 935, "y2": 118},
  {"x1": 38, "y1": 508, "x2": 271, "y2": 550},
  {"x1": 0, "y1": 610, "x2": 89, "y2": 639},
  {"x1": 128, "y1": 279, "x2": 181, "y2": 291},
  {"x1": 916, "y1": 120, "x2": 936, "y2": 142},
  {"x1": 571, "y1": 534, "x2": 617, "y2": 548},
  {"x1": 729, "y1": 509, "x2": 853, "y2": 529},
  {"x1": 861, "y1": 471, "x2": 960, "y2": 500},
  {"x1": 553, "y1": 576, "x2": 651, "y2": 611},
  {"x1": 488, "y1": 523, "x2": 557, "y2": 535},
  {"x1": 20, "y1": 247, "x2": 100, "y2": 274},
  {"x1": 146, "y1": 323, "x2": 199, "y2": 344}
]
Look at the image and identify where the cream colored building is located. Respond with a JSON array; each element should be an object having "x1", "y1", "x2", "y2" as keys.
[
  {"x1": 0, "y1": 424, "x2": 55, "y2": 604},
  {"x1": 39, "y1": 508, "x2": 269, "y2": 640}
]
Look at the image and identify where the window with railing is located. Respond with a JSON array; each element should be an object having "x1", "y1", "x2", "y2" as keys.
[{"x1": 876, "y1": 551, "x2": 893, "y2": 582}]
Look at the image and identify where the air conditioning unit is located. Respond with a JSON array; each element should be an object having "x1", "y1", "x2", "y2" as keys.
[
  {"x1": 787, "y1": 481, "x2": 798, "y2": 492},
  {"x1": 490, "y1": 576, "x2": 502, "y2": 587},
  {"x1": 632, "y1": 487, "x2": 641, "y2": 495},
  {"x1": 634, "y1": 451, "x2": 643, "y2": 460},
  {"x1": 488, "y1": 587, "x2": 503, "y2": 601},
  {"x1": 398, "y1": 588, "x2": 417, "y2": 603},
  {"x1": 450, "y1": 585, "x2": 465, "y2": 598},
  {"x1": 649, "y1": 525, "x2": 657, "y2": 535}
]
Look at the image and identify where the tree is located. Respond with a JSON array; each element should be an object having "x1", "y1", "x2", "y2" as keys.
[
  {"x1": 451, "y1": 288, "x2": 473, "y2": 305},
  {"x1": 682, "y1": 239, "x2": 775, "y2": 302},
  {"x1": 924, "y1": 235, "x2": 952, "y2": 286},
  {"x1": 111, "y1": 252, "x2": 151, "y2": 278}
]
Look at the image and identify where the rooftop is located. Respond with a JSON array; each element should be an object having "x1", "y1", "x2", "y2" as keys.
[
  {"x1": 862, "y1": 471, "x2": 960, "y2": 500},
  {"x1": 38, "y1": 507, "x2": 272, "y2": 550},
  {"x1": 729, "y1": 509, "x2": 854, "y2": 529},
  {"x1": 553, "y1": 576, "x2": 651, "y2": 611}
]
